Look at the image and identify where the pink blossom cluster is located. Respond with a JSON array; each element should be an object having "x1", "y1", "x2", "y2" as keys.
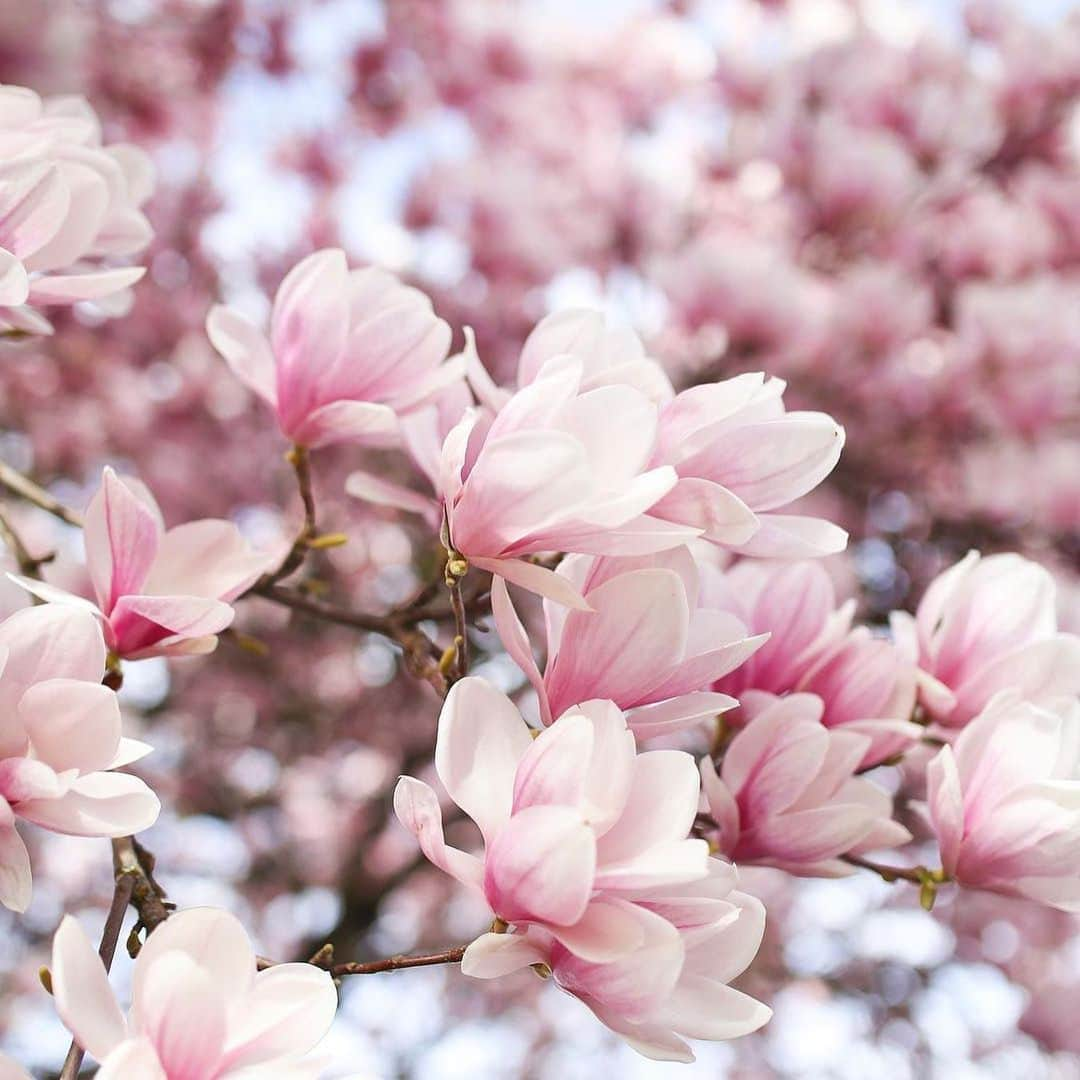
[
  {"x1": 7, "y1": 183, "x2": 1080, "y2": 1075},
  {"x1": 0, "y1": 1, "x2": 1078, "y2": 1074},
  {"x1": 0, "y1": 84, "x2": 153, "y2": 335}
]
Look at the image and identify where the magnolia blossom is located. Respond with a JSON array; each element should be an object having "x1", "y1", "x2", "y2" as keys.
[
  {"x1": 468, "y1": 309, "x2": 675, "y2": 408},
  {"x1": 709, "y1": 560, "x2": 919, "y2": 766},
  {"x1": 50, "y1": 907, "x2": 338, "y2": 1078},
  {"x1": 440, "y1": 355, "x2": 695, "y2": 607},
  {"x1": 462, "y1": 860, "x2": 771, "y2": 1062},
  {"x1": 0, "y1": 606, "x2": 158, "y2": 911},
  {"x1": 207, "y1": 248, "x2": 460, "y2": 449},
  {"x1": 700, "y1": 694, "x2": 911, "y2": 876},
  {"x1": 925, "y1": 692, "x2": 1080, "y2": 911},
  {"x1": 351, "y1": 311, "x2": 675, "y2": 535},
  {"x1": 648, "y1": 374, "x2": 847, "y2": 559},
  {"x1": 15, "y1": 467, "x2": 274, "y2": 660},
  {"x1": 491, "y1": 548, "x2": 765, "y2": 737},
  {"x1": 891, "y1": 551, "x2": 1080, "y2": 729},
  {"x1": 0, "y1": 84, "x2": 154, "y2": 334},
  {"x1": 395, "y1": 677, "x2": 711, "y2": 961}
]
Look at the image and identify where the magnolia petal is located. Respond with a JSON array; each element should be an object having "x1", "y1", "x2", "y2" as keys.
[
  {"x1": 52, "y1": 915, "x2": 128, "y2": 1059},
  {"x1": 434, "y1": 677, "x2": 532, "y2": 842},
  {"x1": 206, "y1": 304, "x2": 276, "y2": 405},
  {"x1": 392, "y1": 776, "x2": 484, "y2": 890}
]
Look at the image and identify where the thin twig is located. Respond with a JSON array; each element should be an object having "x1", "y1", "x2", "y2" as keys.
[
  {"x1": 0, "y1": 461, "x2": 83, "y2": 527},
  {"x1": 58, "y1": 871, "x2": 136, "y2": 1079},
  {"x1": 113, "y1": 836, "x2": 173, "y2": 954},
  {"x1": 257, "y1": 445, "x2": 318, "y2": 588},
  {"x1": 330, "y1": 944, "x2": 468, "y2": 976},
  {"x1": 255, "y1": 583, "x2": 447, "y2": 696},
  {"x1": 841, "y1": 853, "x2": 926, "y2": 884},
  {"x1": 447, "y1": 577, "x2": 469, "y2": 683},
  {"x1": 257, "y1": 943, "x2": 468, "y2": 977},
  {"x1": 0, "y1": 504, "x2": 53, "y2": 578},
  {"x1": 843, "y1": 854, "x2": 949, "y2": 911}
]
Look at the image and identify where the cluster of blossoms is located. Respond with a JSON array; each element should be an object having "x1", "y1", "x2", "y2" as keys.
[
  {"x1": 0, "y1": 84, "x2": 153, "y2": 336},
  {"x1": 3, "y1": 205, "x2": 1080, "y2": 1068},
  {"x1": 0, "y1": 0, "x2": 1079, "y2": 1072}
]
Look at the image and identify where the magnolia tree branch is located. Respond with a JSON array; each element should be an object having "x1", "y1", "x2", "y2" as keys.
[
  {"x1": 0, "y1": 504, "x2": 53, "y2": 578},
  {"x1": 329, "y1": 945, "x2": 468, "y2": 976},
  {"x1": 0, "y1": 461, "x2": 83, "y2": 527},
  {"x1": 842, "y1": 854, "x2": 948, "y2": 910},
  {"x1": 258, "y1": 445, "x2": 319, "y2": 587},
  {"x1": 254, "y1": 582, "x2": 449, "y2": 696},
  {"x1": 257, "y1": 943, "x2": 469, "y2": 977},
  {"x1": 113, "y1": 835, "x2": 173, "y2": 952}
]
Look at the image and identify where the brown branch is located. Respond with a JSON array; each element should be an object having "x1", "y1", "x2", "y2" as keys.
[
  {"x1": 256, "y1": 444, "x2": 318, "y2": 588},
  {"x1": 255, "y1": 582, "x2": 448, "y2": 696},
  {"x1": 57, "y1": 870, "x2": 136, "y2": 1079},
  {"x1": 329, "y1": 945, "x2": 467, "y2": 976},
  {"x1": 112, "y1": 836, "x2": 173, "y2": 954},
  {"x1": 0, "y1": 461, "x2": 83, "y2": 528},
  {"x1": 0, "y1": 505, "x2": 54, "y2": 578},
  {"x1": 258, "y1": 943, "x2": 468, "y2": 977},
  {"x1": 446, "y1": 576, "x2": 469, "y2": 683},
  {"x1": 842, "y1": 853, "x2": 925, "y2": 884}
]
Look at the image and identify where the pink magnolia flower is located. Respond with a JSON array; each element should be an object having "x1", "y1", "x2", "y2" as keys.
[
  {"x1": 468, "y1": 309, "x2": 675, "y2": 409},
  {"x1": 519, "y1": 309, "x2": 676, "y2": 403},
  {"x1": 207, "y1": 248, "x2": 460, "y2": 449},
  {"x1": 647, "y1": 374, "x2": 848, "y2": 558},
  {"x1": 700, "y1": 694, "x2": 911, "y2": 876},
  {"x1": 394, "y1": 676, "x2": 711, "y2": 961},
  {"x1": 50, "y1": 907, "x2": 338, "y2": 1078},
  {"x1": 708, "y1": 560, "x2": 851, "y2": 698},
  {"x1": 925, "y1": 691, "x2": 1080, "y2": 911},
  {"x1": 461, "y1": 859, "x2": 771, "y2": 1063},
  {"x1": 0, "y1": 85, "x2": 153, "y2": 334},
  {"x1": 16, "y1": 467, "x2": 275, "y2": 660},
  {"x1": 357, "y1": 311, "x2": 675, "y2": 536},
  {"x1": 709, "y1": 561, "x2": 919, "y2": 767},
  {"x1": 891, "y1": 551, "x2": 1080, "y2": 730},
  {"x1": 440, "y1": 355, "x2": 696, "y2": 607},
  {"x1": 0, "y1": 605, "x2": 158, "y2": 911},
  {"x1": 492, "y1": 547, "x2": 765, "y2": 737}
]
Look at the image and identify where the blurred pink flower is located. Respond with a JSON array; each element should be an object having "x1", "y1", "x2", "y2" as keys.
[
  {"x1": 461, "y1": 859, "x2": 771, "y2": 1063},
  {"x1": 16, "y1": 467, "x2": 275, "y2": 659},
  {"x1": 710, "y1": 561, "x2": 919, "y2": 766},
  {"x1": 0, "y1": 1053, "x2": 29, "y2": 1080},
  {"x1": 925, "y1": 691, "x2": 1080, "y2": 911},
  {"x1": 207, "y1": 248, "x2": 460, "y2": 449},
  {"x1": 0, "y1": 85, "x2": 153, "y2": 335},
  {"x1": 395, "y1": 677, "x2": 711, "y2": 961},
  {"x1": 0, "y1": 606, "x2": 158, "y2": 911},
  {"x1": 491, "y1": 547, "x2": 764, "y2": 737},
  {"x1": 891, "y1": 551, "x2": 1080, "y2": 729},
  {"x1": 648, "y1": 374, "x2": 847, "y2": 558},
  {"x1": 50, "y1": 907, "x2": 337, "y2": 1078},
  {"x1": 700, "y1": 694, "x2": 910, "y2": 876},
  {"x1": 440, "y1": 356, "x2": 695, "y2": 607}
]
